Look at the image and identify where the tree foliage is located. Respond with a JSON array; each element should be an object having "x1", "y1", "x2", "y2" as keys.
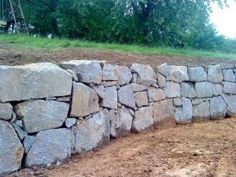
[{"x1": 21, "y1": 0, "x2": 235, "y2": 51}]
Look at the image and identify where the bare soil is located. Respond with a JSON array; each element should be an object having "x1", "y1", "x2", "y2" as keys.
[
  {"x1": 0, "y1": 44, "x2": 236, "y2": 67},
  {"x1": 9, "y1": 118, "x2": 236, "y2": 177}
]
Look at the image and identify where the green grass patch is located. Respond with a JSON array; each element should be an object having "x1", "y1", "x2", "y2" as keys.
[{"x1": 1, "y1": 34, "x2": 236, "y2": 60}]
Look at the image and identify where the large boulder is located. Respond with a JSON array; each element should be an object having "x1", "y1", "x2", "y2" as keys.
[
  {"x1": 223, "y1": 69, "x2": 235, "y2": 82},
  {"x1": 130, "y1": 64, "x2": 157, "y2": 86},
  {"x1": 0, "y1": 62, "x2": 72, "y2": 102},
  {"x1": 180, "y1": 82, "x2": 196, "y2": 98},
  {"x1": 195, "y1": 82, "x2": 213, "y2": 98},
  {"x1": 101, "y1": 86, "x2": 117, "y2": 109},
  {"x1": 134, "y1": 91, "x2": 149, "y2": 108},
  {"x1": 153, "y1": 99, "x2": 175, "y2": 127},
  {"x1": 132, "y1": 106, "x2": 154, "y2": 132},
  {"x1": 175, "y1": 98, "x2": 192, "y2": 124},
  {"x1": 188, "y1": 67, "x2": 207, "y2": 82},
  {"x1": 223, "y1": 82, "x2": 236, "y2": 94},
  {"x1": 110, "y1": 107, "x2": 133, "y2": 137},
  {"x1": 60, "y1": 60, "x2": 102, "y2": 84},
  {"x1": 0, "y1": 103, "x2": 13, "y2": 120},
  {"x1": 118, "y1": 85, "x2": 136, "y2": 108},
  {"x1": 74, "y1": 109, "x2": 110, "y2": 153},
  {"x1": 208, "y1": 65, "x2": 223, "y2": 83},
  {"x1": 116, "y1": 65, "x2": 132, "y2": 86},
  {"x1": 192, "y1": 101, "x2": 210, "y2": 121},
  {"x1": 210, "y1": 96, "x2": 227, "y2": 119},
  {"x1": 25, "y1": 129, "x2": 74, "y2": 167},
  {"x1": 15, "y1": 100, "x2": 69, "y2": 133},
  {"x1": 164, "y1": 82, "x2": 180, "y2": 98},
  {"x1": 102, "y1": 64, "x2": 118, "y2": 81},
  {"x1": 0, "y1": 121, "x2": 24, "y2": 176},
  {"x1": 70, "y1": 82, "x2": 100, "y2": 117}
]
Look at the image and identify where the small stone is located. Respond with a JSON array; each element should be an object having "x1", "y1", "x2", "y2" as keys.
[
  {"x1": 70, "y1": 82, "x2": 99, "y2": 117},
  {"x1": 192, "y1": 99, "x2": 204, "y2": 106},
  {"x1": 74, "y1": 109, "x2": 110, "y2": 153},
  {"x1": 93, "y1": 85, "x2": 106, "y2": 98},
  {"x1": 164, "y1": 82, "x2": 180, "y2": 98},
  {"x1": 148, "y1": 88, "x2": 165, "y2": 102},
  {"x1": 130, "y1": 64, "x2": 157, "y2": 86},
  {"x1": 223, "y1": 69, "x2": 235, "y2": 82},
  {"x1": 56, "y1": 96, "x2": 71, "y2": 102},
  {"x1": 23, "y1": 135, "x2": 36, "y2": 154},
  {"x1": 60, "y1": 60, "x2": 102, "y2": 84},
  {"x1": 26, "y1": 129, "x2": 74, "y2": 167},
  {"x1": 103, "y1": 81, "x2": 118, "y2": 87},
  {"x1": 195, "y1": 82, "x2": 213, "y2": 98},
  {"x1": 135, "y1": 91, "x2": 149, "y2": 107},
  {"x1": 116, "y1": 65, "x2": 132, "y2": 86},
  {"x1": 223, "y1": 82, "x2": 236, "y2": 94},
  {"x1": 131, "y1": 83, "x2": 148, "y2": 92},
  {"x1": 0, "y1": 103, "x2": 13, "y2": 120},
  {"x1": 102, "y1": 86, "x2": 118, "y2": 109},
  {"x1": 180, "y1": 82, "x2": 196, "y2": 98},
  {"x1": 175, "y1": 98, "x2": 192, "y2": 124},
  {"x1": 110, "y1": 107, "x2": 133, "y2": 137},
  {"x1": 13, "y1": 123, "x2": 27, "y2": 140},
  {"x1": 188, "y1": 67, "x2": 207, "y2": 82},
  {"x1": 132, "y1": 106, "x2": 154, "y2": 132},
  {"x1": 157, "y1": 73, "x2": 167, "y2": 88},
  {"x1": 102, "y1": 64, "x2": 118, "y2": 81},
  {"x1": 66, "y1": 69, "x2": 78, "y2": 81},
  {"x1": 208, "y1": 65, "x2": 223, "y2": 83},
  {"x1": 118, "y1": 85, "x2": 136, "y2": 108},
  {"x1": 65, "y1": 118, "x2": 77, "y2": 128},
  {"x1": 210, "y1": 96, "x2": 227, "y2": 119}
]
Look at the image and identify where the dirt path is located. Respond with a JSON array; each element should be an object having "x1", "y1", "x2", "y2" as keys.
[
  {"x1": 0, "y1": 43, "x2": 236, "y2": 67},
  {"x1": 10, "y1": 118, "x2": 236, "y2": 177}
]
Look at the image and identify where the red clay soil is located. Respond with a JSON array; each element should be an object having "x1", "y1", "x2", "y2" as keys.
[
  {"x1": 9, "y1": 118, "x2": 236, "y2": 177},
  {"x1": 0, "y1": 44, "x2": 236, "y2": 67}
]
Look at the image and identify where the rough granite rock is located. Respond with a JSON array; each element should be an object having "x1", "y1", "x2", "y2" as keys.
[
  {"x1": 132, "y1": 106, "x2": 154, "y2": 132},
  {"x1": 0, "y1": 120, "x2": 24, "y2": 176},
  {"x1": 208, "y1": 65, "x2": 223, "y2": 83},
  {"x1": 131, "y1": 83, "x2": 148, "y2": 92},
  {"x1": 164, "y1": 82, "x2": 180, "y2": 98},
  {"x1": 110, "y1": 107, "x2": 133, "y2": 137},
  {"x1": 193, "y1": 101, "x2": 210, "y2": 121},
  {"x1": 173, "y1": 98, "x2": 182, "y2": 106},
  {"x1": 70, "y1": 82, "x2": 100, "y2": 117},
  {"x1": 118, "y1": 85, "x2": 136, "y2": 108},
  {"x1": 148, "y1": 88, "x2": 166, "y2": 102},
  {"x1": 157, "y1": 63, "x2": 169, "y2": 76},
  {"x1": 195, "y1": 82, "x2": 213, "y2": 98},
  {"x1": 157, "y1": 73, "x2": 167, "y2": 88},
  {"x1": 223, "y1": 69, "x2": 236, "y2": 82},
  {"x1": 60, "y1": 60, "x2": 102, "y2": 84},
  {"x1": 13, "y1": 123, "x2": 27, "y2": 140},
  {"x1": 210, "y1": 96, "x2": 227, "y2": 119},
  {"x1": 23, "y1": 135, "x2": 36, "y2": 154},
  {"x1": 153, "y1": 99, "x2": 175, "y2": 127},
  {"x1": 102, "y1": 64, "x2": 118, "y2": 81},
  {"x1": 116, "y1": 65, "x2": 132, "y2": 85},
  {"x1": 212, "y1": 84, "x2": 223, "y2": 96},
  {"x1": 26, "y1": 129, "x2": 74, "y2": 167},
  {"x1": 102, "y1": 86, "x2": 118, "y2": 109},
  {"x1": 74, "y1": 109, "x2": 110, "y2": 153},
  {"x1": 180, "y1": 82, "x2": 196, "y2": 98},
  {"x1": 188, "y1": 67, "x2": 207, "y2": 82},
  {"x1": 0, "y1": 103, "x2": 13, "y2": 120},
  {"x1": 223, "y1": 82, "x2": 236, "y2": 94},
  {"x1": 65, "y1": 118, "x2": 77, "y2": 128},
  {"x1": 15, "y1": 100, "x2": 69, "y2": 133},
  {"x1": 130, "y1": 64, "x2": 157, "y2": 86},
  {"x1": 93, "y1": 85, "x2": 106, "y2": 98},
  {"x1": 167, "y1": 65, "x2": 189, "y2": 83},
  {"x1": 0, "y1": 62, "x2": 72, "y2": 102},
  {"x1": 135, "y1": 91, "x2": 149, "y2": 107},
  {"x1": 224, "y1": 95, "x2": 236, "y2": 116},
  {"x1": 175, "y1": 98, "x2": 192, "y2": 124}
]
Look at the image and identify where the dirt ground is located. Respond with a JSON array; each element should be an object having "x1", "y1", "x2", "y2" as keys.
[
  {"x1": 8, "y1": 118, "x2": 236, "y2": 177},
  {"x1": 0, "y1": 43, "x2": 236, "y2": 67}
]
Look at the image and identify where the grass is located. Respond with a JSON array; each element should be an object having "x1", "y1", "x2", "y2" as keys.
[{"x1": 0, "y1": 34, "x2": 236, "y2": 60}]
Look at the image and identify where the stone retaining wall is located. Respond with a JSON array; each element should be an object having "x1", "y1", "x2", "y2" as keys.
[{"x1": 0, "y1": 61, "x2": 236, "y2": 176}]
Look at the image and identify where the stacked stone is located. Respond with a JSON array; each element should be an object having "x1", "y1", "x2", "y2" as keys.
[{"x1": 0, "y1": 60, "x2": 235, "y2": 176}]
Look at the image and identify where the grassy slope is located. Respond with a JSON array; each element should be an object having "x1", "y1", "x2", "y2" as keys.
[{"x1": 0, "y1": 34, "x2": 236, "y2": 60}]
